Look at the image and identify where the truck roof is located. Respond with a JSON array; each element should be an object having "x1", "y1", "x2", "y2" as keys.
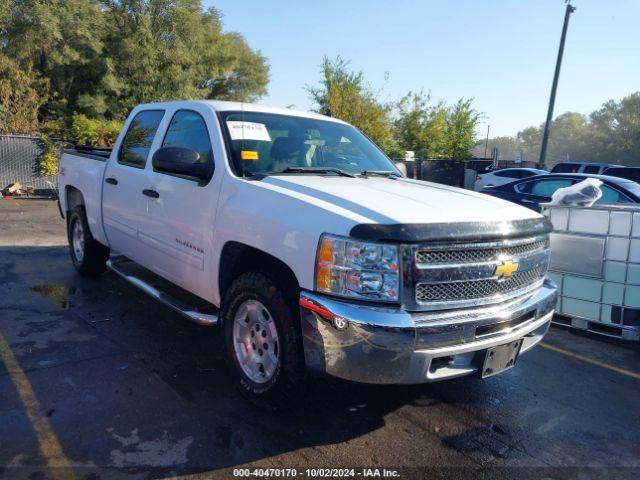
[{"x1": 133, "y1": 99, "x2": 347, "y2": 124}]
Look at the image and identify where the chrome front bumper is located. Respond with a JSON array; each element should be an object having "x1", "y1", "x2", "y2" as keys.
[{"x1": 299, "y1": 279, "x2": 557, "y2": 384}]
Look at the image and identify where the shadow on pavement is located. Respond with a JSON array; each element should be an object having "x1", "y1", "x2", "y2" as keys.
[
  {"x1": 1, "y1": 245, "x2": 640, "y2": 479},
  {"x1": 0, "y1": 246, "x2": 478, "y2": 477}
]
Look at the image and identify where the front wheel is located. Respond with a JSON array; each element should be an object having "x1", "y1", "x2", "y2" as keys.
[
  {"x1": 222, "y1": 272, "x2": 305, "y2": 410},
  {"x1": 67, "y1": 206, "x2": 110, "y2": 276}
]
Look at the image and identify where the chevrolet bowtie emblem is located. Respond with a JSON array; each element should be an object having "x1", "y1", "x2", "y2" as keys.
[{"x1": 494, "y1": 259, "x2": 519, "y2": 279}]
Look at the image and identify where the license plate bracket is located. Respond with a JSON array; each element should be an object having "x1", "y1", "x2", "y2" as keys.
[{"x1": 481, "y1": 339, "x2": 523, "y2": 378}]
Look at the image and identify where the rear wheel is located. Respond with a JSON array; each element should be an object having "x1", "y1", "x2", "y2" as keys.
[
  {"x1": 222, "y1": 272, "x2": 305, "y2": 410},
  {"x1": 67, "y1": 206, "x2": 109, "y2": 276}
]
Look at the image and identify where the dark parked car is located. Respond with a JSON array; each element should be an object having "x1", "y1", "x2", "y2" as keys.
[
  {"x1": 603, "y1": 166, "x2": 640, "y2": 183},
  {"x1": 481, "y1": 173, "x2": 640, "y2": 211}
]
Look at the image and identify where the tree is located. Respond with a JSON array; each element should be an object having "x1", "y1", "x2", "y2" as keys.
[
  {"x1": 96, "y1": 0, "x2": 270, "y2": 118},
  {"x1": 308, "y1": 56, "x2": 399, "y2": 156},
  {"x1": 394, "y1": 92, "x2": 478, "y2": 160},
  {"x1": 445, "y1": 98, "x2": 480, "y2": 160},
  {"x1": 477, "y1": 92, "x2": 640, "y2": 167},
  {"x1": 0, "y1": 54, "x2": 43, "y2": 133},
  {"x1": 394, "y1": 91, "x2": 448, "y2": 158},
  {"x1": 0, "y1": 0, "x2": 269, "y2": 129},
  {"x1": 545, "y1": 112, "x2": 594, "y2": 164},
  {"x1": 590, "y1": 93, "x2": 640, "y2": 165},
  {"x1": 2, "y1": 0, "x2": 107, "y2": 122},
  {"x1": 99, "y1": 1, "x2": 268, "y2": 118}
]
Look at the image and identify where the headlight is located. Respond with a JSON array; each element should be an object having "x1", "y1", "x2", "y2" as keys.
[{"x1": 315, "y1": 234, "x2": 399, "y2": 302}]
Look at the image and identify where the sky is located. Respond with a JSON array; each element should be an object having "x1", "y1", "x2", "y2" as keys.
[{"x1": 204, "y1": 0, "x2": 639, "y2": 138}]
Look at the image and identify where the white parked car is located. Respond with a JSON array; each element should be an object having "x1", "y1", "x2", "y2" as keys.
[
  {"x1": 58, "y1": 100, "x2": 556, "y2": 408},
  {"x1": 550, "y1": 162, "x2": 621, "y2": 175},
  {"x1": 474, "y1": 168, "x2": 548, "y2": 191}
]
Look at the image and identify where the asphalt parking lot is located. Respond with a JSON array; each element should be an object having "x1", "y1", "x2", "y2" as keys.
[{"x1": 1, "y1": 199, "x2": 640, "y2": 480}]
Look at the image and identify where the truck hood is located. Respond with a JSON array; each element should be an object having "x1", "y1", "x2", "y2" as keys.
[{"x1": 259, "y1": 175, "x2": 541, "y2": 225}]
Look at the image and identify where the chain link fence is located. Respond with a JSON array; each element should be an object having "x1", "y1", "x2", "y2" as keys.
[{"x1": 0, "y1": 135, "x2": 57, "y2": 197}]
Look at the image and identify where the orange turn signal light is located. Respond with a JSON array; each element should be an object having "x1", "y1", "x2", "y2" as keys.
[{"x1": 316, "y1": 237, "x2": 334, "y2": 291}]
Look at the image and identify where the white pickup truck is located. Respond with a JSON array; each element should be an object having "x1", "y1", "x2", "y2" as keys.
[{"x1": 58, "y1": 100, "x2": 556, "y2": 408}]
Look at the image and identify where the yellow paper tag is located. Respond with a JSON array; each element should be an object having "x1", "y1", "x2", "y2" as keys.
[{"x1": 241, "y1": 150, "x2": 259, "y2": 161}]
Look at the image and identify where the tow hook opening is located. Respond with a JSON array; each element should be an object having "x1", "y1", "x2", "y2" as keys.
[{"x1": 429, "y1": 355, "x2": 455, "y2": 373}]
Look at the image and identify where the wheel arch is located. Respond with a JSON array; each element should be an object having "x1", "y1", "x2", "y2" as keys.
[
  {"x1": 65, "y1": 187, "x2": 105, "y2": 246},
  {"x1": 65, "y1": 186, "x2": 85, "y2": 221},
  {"x1": 218, "y1": 241, "x2": 301, "y2": 304}
]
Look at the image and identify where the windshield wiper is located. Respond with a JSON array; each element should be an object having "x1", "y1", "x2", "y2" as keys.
[
  {"x1": 280, "y1": 166, "x2": 356, "y2": 178},
  {"x1": 359, "y1": 170, "x2": 399, "y2": 178}
]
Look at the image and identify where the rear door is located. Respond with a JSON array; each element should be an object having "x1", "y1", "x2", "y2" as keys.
[
  {"x1": 513, "y1": 177, "x2": 575, "y2": 210},
  {"x1": 491, "y1": 170, "x2": 520, "y2": 186},
  {"x1": 102, "y1": 109, "x2": 165, "y2": 258},
  {"x1": 135, "y1": 106, "x2": 222, "y2": 299}
]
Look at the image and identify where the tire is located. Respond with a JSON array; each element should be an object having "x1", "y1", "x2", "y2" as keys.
[
  {"x1": 67, "y1": 206, "x2": 110, "y2": 276},
  {"x1": 222, "y1": 272, "x2": 305, "y2": 410}
]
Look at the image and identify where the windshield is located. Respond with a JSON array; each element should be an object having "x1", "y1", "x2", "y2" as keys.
[{"x1": 219, "y1": 111, "x2": 399, "y2": 176}]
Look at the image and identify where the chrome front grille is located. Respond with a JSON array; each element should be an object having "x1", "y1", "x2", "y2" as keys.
[
  {"x1": 415, "y1": 266, "x2": 546, "y2": 302},
  {"x1": 404, "y1": 234, "x2": 551, "y2": 311},
  {"x1": 415, "y1": 239, "x2": 548, "y2": 265}
]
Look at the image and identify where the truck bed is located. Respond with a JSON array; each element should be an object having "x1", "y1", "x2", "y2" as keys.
[
  {"x1": 58, "y1": 148, "x2": 110, "y2": 245},
  {"x1": 64, "y1": 145, "x2": 112, "y2": 160}
]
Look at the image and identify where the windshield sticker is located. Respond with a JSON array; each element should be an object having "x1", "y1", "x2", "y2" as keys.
[
  {"x1": 241, "y1": 150, "x2": 259, "y2": 161},
  {"x1": 227, "y1": 121, "x2": 271, "y2": 142}
]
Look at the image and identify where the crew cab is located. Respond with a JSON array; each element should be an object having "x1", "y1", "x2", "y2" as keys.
[{"x1": 58, "y1": 100, "x2": 556, "y2": 408}]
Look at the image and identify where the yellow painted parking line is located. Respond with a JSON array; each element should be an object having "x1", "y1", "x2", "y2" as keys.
[
  {"x1": 540, "y1": 342, "x2": 640, "y2": 381},
  {"x1": 0, "y1": 333, "x2": 76, "y2": 480}
]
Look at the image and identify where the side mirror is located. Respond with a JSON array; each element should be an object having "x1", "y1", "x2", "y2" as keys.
[{"x1": 152, "y1": 146, "x2": 212, "y2": 181}]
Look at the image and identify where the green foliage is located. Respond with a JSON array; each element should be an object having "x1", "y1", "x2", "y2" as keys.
[
  {"x1": 308, "y1": 56, "x2": 399, "y2": 156},
  {"x1": 0, "y1": 0, "x2": 269, "y2": 129},
  {"x1": 589, "y1": 93, "x2": 640, "y2": 165},
  {"x1": 476, "y1": 92, "x2": 640, "y2": 167},
  {"x1": 308, "y1": 58, "x2": 481, "y2": 160},
  {"x1": 394, "y1": 91, "x2": 446, "y2": 158},
  {"x1": 2, "y1": 0, "x2": 108, "y2": 122},
  {"x1": 393, "y1": 92, "x2": 479, "y2": 160},
  {"x1": 39, "y1": 135, "x2": 60, "y2": 177},
  {"x1": 70, "y1": 114, "x2": 123, "y2": 146},
  {"x1": 445, "y1": 99, "x2": 480, "y2": 160},
  {"x1": 0, "y1": 54, "x2": 44, "y2": 133}
]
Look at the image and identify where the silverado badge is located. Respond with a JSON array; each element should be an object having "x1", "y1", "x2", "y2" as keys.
[{"x1": 494, "y1": 259, "x2": 519, "y2": 279}]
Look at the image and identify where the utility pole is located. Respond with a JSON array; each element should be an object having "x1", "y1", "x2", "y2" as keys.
[
  {"x1": 484, "y1": 125, "x2": 490, "y2": 158},
  {"x1": 539, "y1": 1, "x2": 576, "y2": 169}
]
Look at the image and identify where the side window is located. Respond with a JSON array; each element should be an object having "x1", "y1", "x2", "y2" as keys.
[
  {"x1": 552, "y1": 163, "x2": 579, "y2": 173},
  {"x1": 598, "y1": 185, "x2": 631, "y2": 204},
  {"x1": 493, "y1": 170, "x2": 509, "y2": 178},
  {"x1": 583, "y1": 165, "x2": 600, "y2": 174},
  {"x1": 517, "y1": 179, "x2": 573, "y2": 196},
  {"x1": 119, "y1": 110, "x2": 165, "y2": 168},
  {"x1": 162, "y1": 110, "x2": 213, "y2": 166}
]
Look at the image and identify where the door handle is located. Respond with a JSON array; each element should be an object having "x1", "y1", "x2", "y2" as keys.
[
  {"x1": 142, "y1": 189, "x2": 160, "y2": 198},
  {"x1": 105, "y1": 177, "x2": 118, "y2": 185},
  {"x1": 522, "y1": 199, "x2": 535, "y2": 204}
]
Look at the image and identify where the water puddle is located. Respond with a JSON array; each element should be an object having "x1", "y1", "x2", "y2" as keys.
[{"x1": 30, "y1": 284, "x2": 78, "y2": 309}]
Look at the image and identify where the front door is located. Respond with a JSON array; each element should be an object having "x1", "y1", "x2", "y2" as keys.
[{"x1": 135, "y1": 107, "x2": 220, "y2": 300}]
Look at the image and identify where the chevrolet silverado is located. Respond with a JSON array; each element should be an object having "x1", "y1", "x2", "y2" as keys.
[{"x1": 58, "y1": 100, "x2": 556, "y2": 408}]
